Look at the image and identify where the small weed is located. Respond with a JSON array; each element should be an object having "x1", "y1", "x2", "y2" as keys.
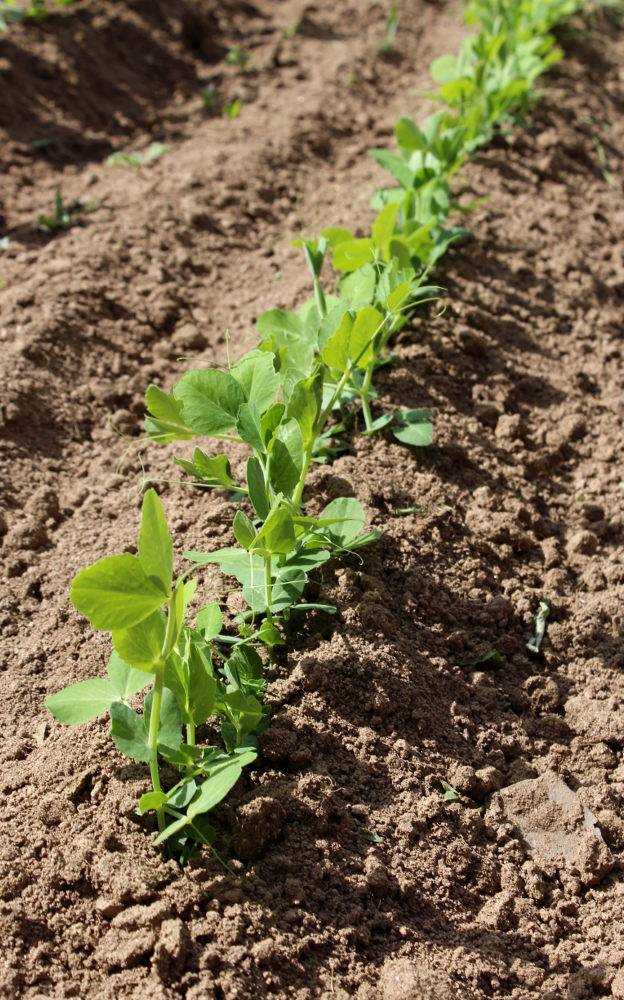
[
  {"x1": 38, "y1": 190, "x2": 74, "y2": 234},
  {"x1": 283, "y1": 19, "x2": 302, "y2": 38},
  {"x1": 378, "y1": 2, "x2": 399, "y2": 54},
  {"x1": 527, "y1": 599, "x2": 550, "y2": 654},
  {"x1": 225, "y1": 46, "x2": 250, "y2": 69},
  {"x1": 441, "y1": 780, "x2": 460, "y2": 803},
  {"x1": 106, "y1": 142, "x2": 169, "y2": 170},
  {"x1": 201, "y1": 85, "x2": 218, "y2": 111},
  {"x1": 224, "y1": 98, "x2": 242, "y2": 120}
]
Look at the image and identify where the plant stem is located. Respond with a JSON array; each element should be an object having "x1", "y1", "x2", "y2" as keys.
[
  {"x1": 360, "y1": 363, "x2": 375, "y2": 432},
  {"x1": 313, "y1": 276, "x2": 327, "y2": 319},
  {"x1": 186, "y1": 723, "x2": 196, "y2": 747},
  {"x1": 148, "y1": 664, "x2": 165, "y2": 832},
  {"x1": 291, "y1": 439, "x2": 315, "y2": 510},
  {"x1": 264, "y1": 553, "x2": 273, "y2": 617}
]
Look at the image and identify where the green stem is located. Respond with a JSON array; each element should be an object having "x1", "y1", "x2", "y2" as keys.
[
  {"x1": 360, "y1": 363, "x2": 375, "y2": 432},
  {"x1": 291, "y1": 439, "x2": 315, "y2": 510},
  {"x1": 313, "y1": 276, "x2": 327, "y2": 319},
  {"x1": 148, "y1": 664, "x2": 165, "y2": 832},
  {"x1": 186, "y1": 723, "x2": 196, "y2": 747},
  {"x1": 264, "y1": 553, "x2": 273, "y2": 618}
]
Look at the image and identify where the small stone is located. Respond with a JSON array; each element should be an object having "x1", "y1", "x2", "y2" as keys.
[
  {"x1": 252, "y1": 938, "x2": 276, "y2": 965},
  {"x1": 25, "y1": 485, "x2": 59, "y2": 524},
  {"x1": 492, "y1": 770, "x2": 613, "y2": 885}
]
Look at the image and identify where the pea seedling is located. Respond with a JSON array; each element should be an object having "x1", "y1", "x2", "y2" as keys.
[{"x1": 46, "y1": 489, "x2": 266, "y2": 858}]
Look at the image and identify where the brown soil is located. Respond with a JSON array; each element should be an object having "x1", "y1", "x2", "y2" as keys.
[{"x1": 1, "y1": 2, "x2": 623, "y2": 998}]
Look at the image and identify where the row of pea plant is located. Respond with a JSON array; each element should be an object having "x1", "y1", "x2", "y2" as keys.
[{"x1": 46, "y1": 0, "x2": 585, "y2": 861}]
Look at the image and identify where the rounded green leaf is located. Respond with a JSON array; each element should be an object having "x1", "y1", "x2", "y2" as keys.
[
  {"x1": 112, "y1": 610, "x2": 167, "y2": 671},
  {"x1": 174, "y1": 369, "x2": 245, "y2": 436},
  {"x1": 45, "y1": 677, "x2": 114, "y2": 725},
  {"x1": 70, "y1": 554, "x2": 167, "y2": 631},
  {"x1": 196, "y1": 602, "x2": 223, "y2": 639}
]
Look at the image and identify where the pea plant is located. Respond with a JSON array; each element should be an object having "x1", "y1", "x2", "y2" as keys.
[
  {"x1": 302, "y1": 0, "x2": 586, "y2": 445},
  {"x1": 46, "y1": 0, "x2": 587, "y2": 860},
  {"x1": 144, "y1": 344, "x2": 379, "y2": 626},
  {"x1": 45, "y1": 490, "x2": 271, "y2": 857}
]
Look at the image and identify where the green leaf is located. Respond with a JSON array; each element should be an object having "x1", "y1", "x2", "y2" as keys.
[
  {"x1": 363, "y1": 412, "x2": 394, "y2": 435},
  {"x1": 247, "y1": 456, "x2": 270, "y2": 520},
  {"x1": 268, "y1": 419, "x2": 304, "y2": 498},
  {"x1": 351, "y1": 306, "x2": 384, "y2": 367},
  {"x1": 257, "y1": 619, "x2": 283, "y2": 647},
  {"x1": 320, "y1": 226, "x2": 353, "y2": 248},
  {"x1": 387, "y1": 236, "x2": 412, "y2": 268},
  {"x1": 45, "y1": 677, "x2": 115, "y2": 725},
  {"x1": 333, "y1": 238, "x2": 375, "y2": 273},
  {"x1": 110, "y1": 702, "x2": 151, "y2": 762},
  {"x1": 370, "y1": 149, "x2": 415, "y2": 189},
  {"x1": 285, "y1": 370, "x2": 323, "y2": 447},
  {"x1": 231, "y1": 350, "x2": 280, "y2": 413},
  {"x1": 429, "y1": 53, "x2": 457, "y2": 83},
  {"x1": 387, "y1": 280, "x2": 414, "y2": 312},
  {"x1": 256, "y1": 309, "x2": 302, "y2": 341},
  {"x1": 107, "y1": 652, "x2": 152, "y2": 700},
  {"x1": 162, "y1": 579, "x2": 186, "y2": 658},
  {"x1": 138, "y1": 791, "x2": 168, "y2": 815},
  {"x1": 144, "y1": 385, "x2": 194, "y2": 444},
  {"x1": 70, "y1": 554, "x2": 166, "y2": 631},
  {"x1": 253, "y1": 506, "x2": 296, "y2": 556},
  {"x1": 144, "y1": 688, "x2": 183, "y2": 750},
  {"x1": 222, "y1": 690, "x2": 263, "y2": 740},
  {"x1": 223, "y1": 644, "x2": 266, "y2": 697},
  {"x1": 196, "y1": 602, "x2": 223, "y2": 639},
  {"x1": 372, "y1": 202, "x2": 399, "y2": 250},
  {"x1": 395, "y1": 116, "x2": 426, "y2": 153},
  {"x1": 185, "y1": 547, "x2": 264, "y2": 585},
  {"x1": 270, "y1": 565, "x2": 309, "y2": 612},
  {"x1": 187, "y1": 760, "x2": 246, "y2": 820},
  {"x1": 260, "y1": 403, "x2": 285, "y2": 447},
  {"x1": 187, "y1": 644, "x2": 218, "y2": 724},
  {"x1": 339, "y1": 264, "x2": 377, "y2": 308},
  {"x1": 233, "y1": 510, "x2": 256, "y2": 550},
  {"x1": 174, "y1": 370, "x2": 245, "y2": 436},
  {"x1": 175, "y1": 449, "x2": 238, "y2": 490},
  {"x1": 319, "y1": 497, "x2": 365, "y2": 547},
  {"x1": 321, "y1": 312, "x2": 354, "y2": 371},
  {"x1": 113, "y1": 610, "x2": 167, "y2": 671},
  {"x1": 236, "y1": 402, "x2": 265, "y2": 453},
  {"x1": 138, "y1": 489, "x2": 173, "y2": 594},
  {"x1": 394, "y1": 409, "x2": 434, "y2": 447},
  {"x1": 153, "y1": 814, "x2": 189, "y2": 846}
]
